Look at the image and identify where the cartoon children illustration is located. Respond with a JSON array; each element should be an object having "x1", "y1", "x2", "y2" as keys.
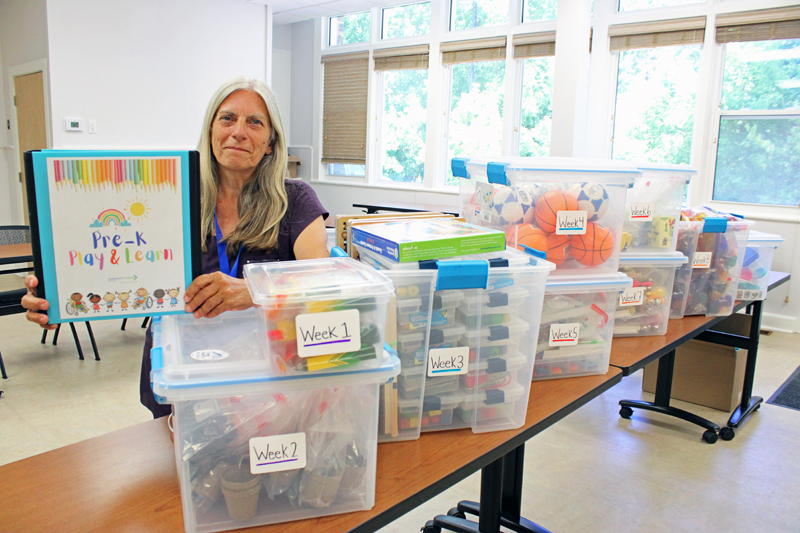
[
  {"x1": 133, "y1": 287, "x2": 148, "y2": 309},
  {"x1": 167, "y1": 287, "x2": 181, "y2": 307},
  {"x1": 153, "y1": 289, "x2": 166, "y2": 308},
  {"x1": 71, "y1": 292, "x2": 88, "y2": 314},
  {"x1": 87, "y1": 293, "x2": 102, "y2": 313},
  {"x1": 103, "y1": 292, "x2": 116, "y2": 312},
  {"x1": 116, "y1": 290, "x2": 131, "y2": 310}
]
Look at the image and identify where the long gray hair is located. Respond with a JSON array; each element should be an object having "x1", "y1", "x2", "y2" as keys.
[{"x1": 198, "y1": 76, "x2": 288, "y2": 253}]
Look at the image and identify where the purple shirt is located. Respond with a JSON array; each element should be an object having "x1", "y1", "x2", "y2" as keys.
[{"x1": 203, "y1": 179, "x2": 329, "y2": 277}]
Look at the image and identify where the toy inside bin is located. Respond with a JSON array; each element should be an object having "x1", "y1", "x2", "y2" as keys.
[
  {"x1": 453, "y1": 156, "x2": 638, "y2": 276},
  {"x1": 535, "y1": 273, "x2": 632, "y2": 380},
  {"x1": 670, "y1": 220, "x2": 703, "y2": 319},
  {"x1": 244, "y1": 258, "x2": 394, "y2": 375},
  {"x1": 681, "y1": 208, "x2": 754, "y2": 317},
  {"x1": 614, "y1": 252, "x2": 687, "y2": 337},
  {"x1": 357, "y1": 244, "x2": 553, "y2": 434},
  {"x1": 737, "y1": 230, "x2": 784, "y2": 301},
  {"x1": 621, "y1": 164, "x2": 695, "y2": 254},
  {"x1": 150, "y1": 313, "x2": 400, "y2": 533}
]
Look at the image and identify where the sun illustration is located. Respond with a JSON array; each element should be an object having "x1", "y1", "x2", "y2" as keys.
[{"x1": 126, "y1": 197, "x2": 149, "y2": 221}]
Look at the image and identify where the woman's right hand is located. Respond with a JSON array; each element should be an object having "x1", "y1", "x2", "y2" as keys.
[{"x1": 22, "y1": 275, "x2": 57, "y2": 330}]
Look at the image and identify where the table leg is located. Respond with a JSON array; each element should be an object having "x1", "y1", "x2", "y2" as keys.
[
  {"x1": 728, "y1": 300, "x2": 764, "y2": 428},
  {"x1": 619, "y1": 350, "x2": 721, "y2": 443}
]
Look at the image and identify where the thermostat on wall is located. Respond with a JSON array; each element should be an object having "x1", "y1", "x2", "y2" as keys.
[{"x1": 64, "y1": 118, "x2": 84, "y2": 132}]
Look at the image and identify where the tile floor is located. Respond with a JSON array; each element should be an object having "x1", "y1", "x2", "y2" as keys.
[{"x1": 1, "y1": 272, "x2": 799, "y2": 532}]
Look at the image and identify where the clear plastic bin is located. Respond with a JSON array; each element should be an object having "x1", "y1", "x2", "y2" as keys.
[
  {"x1": 737, "y1": 231, "x2": 785, "y2": 301},
  {"x1": 681, "y1": 208, "x2": 754, "y2": 317},
  {"x1": 398, "y1": 290, "x2": 464, "y2": 331},
  {"x1": 670, "y1": 221, "x2": 703, "y2": 319},
  {"x1": 150, "y1": 313, "x2": 400, "y2": 533},
  {"x1": 614, "y1": 252, "x2": 687, "y2": 337},
  {"x1": 358, "y1": 245, "x2": 554, "y2": 434},
  {"x1": 378, "y1": 270, "x2": 436, "y2": 443},
  {"x1": 535, "y1": 273, "x2": 632, "y2": 380},
  {"x1": 244, "y1": 258, "x2": 394, "y2": 375},
  {"x1": 455, "y1": 381, "x2": 526, "y2": 426},
  {"x1": 620, "y1": 165, "x2": 694, "y2": 254},
  {"x1": 453, "y1": 156, "x2": 638, "y2": 276}
]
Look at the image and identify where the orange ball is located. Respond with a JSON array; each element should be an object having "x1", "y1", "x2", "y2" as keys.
[
  {"x1": 570, "y1": 223, "x2": 614, "y2": 266},
  {"x1": 546, "y1": 233, "x2": 571, "y2": 265},
  {"x1": 510, "y1": 224, "x2": 548, "y2": 253},
  {"x1": 534, "y1": 190, "x2": 579, "y2": 233}
]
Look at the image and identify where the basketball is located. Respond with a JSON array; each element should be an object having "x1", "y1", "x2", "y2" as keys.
[
  {"x1": 570, "y1": 223, "x2": 614, "y2": 266},
  {"x1": 546, "y1": 233, "x2": 571, "y2": 265},
  {"x1": 567, "y1": 182, "x2": 610, "y2": 222},
  {"x1": 534, "y1": 190, "x2": 579, "y2": 233},
  {"x1": 511, "y1": 224, "x2": 548, "y2": 252}
]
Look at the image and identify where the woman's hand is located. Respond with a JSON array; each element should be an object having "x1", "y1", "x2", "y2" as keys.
[
  {"x1": 184, "y1": 271, "x2": 254, "y2": 319},
  {"x1": 21, "y1": 275, "x2": 57, "y2": 330}
]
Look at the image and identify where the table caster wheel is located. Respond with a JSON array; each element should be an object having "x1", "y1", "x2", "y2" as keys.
[
  {"x1": 719, "y1": 427, "x2": 735, "y2": 441},
  {"x1": 702, "y1": 430, "x2": 718, "y2": 444},
  {"x1": 447, "y1": 508, "x2": 465, "y2": 519},
  {"x1": 620, "y1": 406, "x2": 633, "y2": 419},
  {"x1": 422, "y1": 520, "x2": 441, "y2": 533}
]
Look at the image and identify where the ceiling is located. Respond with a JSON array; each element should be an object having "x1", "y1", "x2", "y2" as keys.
[{"x1": 247, "y1": 0, "x2": 405, "y2": 26}]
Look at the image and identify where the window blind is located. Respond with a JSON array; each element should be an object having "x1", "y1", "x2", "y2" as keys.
[
  {"x1": 513, "y1": 31, "x2": 556, "y2": 58},
  {"x1": 609, "y1": 17, "x2": 706, "y2": 51},
  {"x1": 373, "y1": 45, "x2": 430, "y2": 71},
  {"x1": 716, "y1": 7, "x2": 800, "y2": 43},
  {"x1": 321, "y1": 52, "x2": 369, "y2": 165},
  {"x1": 441, "y1": 36, "x2": 506, "y2": 65}
]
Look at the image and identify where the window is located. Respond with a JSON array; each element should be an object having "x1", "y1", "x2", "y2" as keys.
[
  {"x1": 610, "y1": 18, "x2": 705, "y2": 164},
  {"x1": 442, "y1": 38, "x2": 507, "y2": 185},
  {"x1": 712, "y1": 8, "x2": 800, "y2": 206},
  {"x1": 382, "y1": 2, "x2": 431, "y2": 40},
  {"x1": 329, "y1": 12, "x2": 370, "y2": 46},
  {"x1": 523, "y1": 0, "x2": 557, "y2": 23},
  {"x1": 375, "y1": 46, "x2": 430, "y2": 183},
  {"x1": 618, "y1": 0, "x2": 702, "y2": 12},
  {"x1": 513, "y1": 33, "x2": 556, "y2": 156},
  {"x1": 321, "y1": 52, "x2": 369, "y2": 176},
  {"x1": 451, "y1": 0, "x2": 508, "y2": 31}
]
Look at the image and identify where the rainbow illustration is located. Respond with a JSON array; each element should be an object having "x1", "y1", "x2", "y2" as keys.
[
  {"x1": 52, "y1": 157, "x2": 178, "y2": 192},
  {"x1": 98, "y1": 209, "x2": 126, "y2": 226}
]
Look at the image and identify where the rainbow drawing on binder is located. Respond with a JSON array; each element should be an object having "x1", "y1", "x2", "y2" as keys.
[{"x1": 52, "y1": 157, "x2": 178, "y2": 192}]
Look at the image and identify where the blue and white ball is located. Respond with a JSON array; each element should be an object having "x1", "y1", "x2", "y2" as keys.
[
  {"x1": 567, "y1": 182, "x2": 609, "y2": 222},
  {"x1": 517, "y1": 183, "x2": 548, "y2": 224},
  {"x1": 492, "y1": 185, "x2": 524, "y2": 228}
]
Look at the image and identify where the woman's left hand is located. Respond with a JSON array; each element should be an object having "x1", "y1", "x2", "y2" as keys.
[{"x1": 184, "y1": 271, "x2": 254, "y2": 319}]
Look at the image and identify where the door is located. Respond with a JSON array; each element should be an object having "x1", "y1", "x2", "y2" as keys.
[{"x1": 14, "y1": 71, "x2": 48, "y2": 225}]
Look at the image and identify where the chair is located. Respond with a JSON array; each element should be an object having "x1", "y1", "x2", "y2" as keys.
[{"x1": 0, "y1": 289, "x2": 27, "y2": 379}]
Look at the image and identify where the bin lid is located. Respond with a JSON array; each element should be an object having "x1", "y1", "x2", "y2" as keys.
[
  {"x1": 244, "y1": 257, "x2": 394, "y2": 306},
  {"x1": 618, "y1": 251, "x2": 688, "y2": 267},
  {"x1": 151, "y1": 313, "x2": 401, "y2": 401},
  {"x1": 545, "y1": 272, "x2": 633, "y2": 291},
  {"x1": 453, "y1": 156, "x2": 639, "y2": 185},
  {"x1": 747, "y1": 230, "x2": 785, "y2": 246},
  {"x1": 637, "y1": 163, "x2": 697, "y2": 179}
]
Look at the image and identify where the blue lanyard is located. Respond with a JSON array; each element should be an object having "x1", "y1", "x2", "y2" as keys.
[{"x1": 215, "y1": 212, "x2": 241, "y2": 277}]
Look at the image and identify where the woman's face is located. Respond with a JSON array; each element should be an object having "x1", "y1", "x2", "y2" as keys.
[{"x1": 211, "y1": 89, "x2": 272, "y2": 176}]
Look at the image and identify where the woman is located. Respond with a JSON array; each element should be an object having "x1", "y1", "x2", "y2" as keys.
[{"x1": 22, "y1": 77, "x2": 330, "y2": 417}]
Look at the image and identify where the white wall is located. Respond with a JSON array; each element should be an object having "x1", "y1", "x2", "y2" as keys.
[
  {"x1": 45, "y1": 0, "x2": 266, "y2": 150},
  {"x1": 272, "y1": 23, "x2": 293, "y2": 143},
  {"x1": 0, "y1": 0, "x2": 49, "y2": 224}
]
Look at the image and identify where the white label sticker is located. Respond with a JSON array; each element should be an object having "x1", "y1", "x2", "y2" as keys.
[
  {"x1": 629, "y1": 203, "x2": 654, "y2": 222},
  {"x1": 427, "y1": 346, "x2": 469, "y2": 377},
  {"x1": 295, "y1": 309, "x2": 361, "y2": 358},
  {"x1": 555, "y1": 211, "x2": 588, "y2": 235},
  {"x1": 250, "y1": 433, "x2": 306, "y2": 474},
  {"x1": 693, "y1": 252, "x2": 712, "y2": 269},
  {"x1": 190, "y1": 349, "x2": 229, "y2": 361},
  {"x1": 476, "y1": 182, "x2": 494, "y2": 223},
  {"x1": 549, "y1": 323, "x2": 580, "y2": 347},
  {"x1": 619, "y1": 287, "x2": 646, "y2": 307}
]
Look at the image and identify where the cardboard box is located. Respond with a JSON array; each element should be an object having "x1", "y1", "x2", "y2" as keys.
[{"x1": 642, "y1": 313, "x2": 750, "y2": 412}]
